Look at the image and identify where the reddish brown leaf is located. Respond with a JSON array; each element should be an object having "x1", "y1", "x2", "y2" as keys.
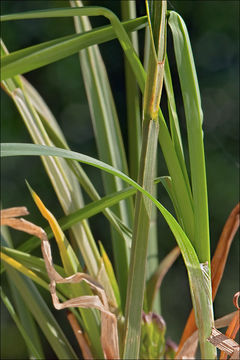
[
  {"x1": 67, "y1": 311, "x2": 94, "y2": 360},
  {"x1": 220, "y1": 292, "x2": 240, "y2": 360}
]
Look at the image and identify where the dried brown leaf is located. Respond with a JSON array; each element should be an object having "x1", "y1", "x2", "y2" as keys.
[
  {"x1": 0, "y1": 207, "x2": 29, "y2": 219},
  {"x1": 41, "y1": 227, "x2": 119, "y2": 359},
  {"x1": 1, "y1": 207, "x2": 119, "y2": 359},
  {"x1": 207, "y1": 328, "x2": 240, "y2": 359},
  {"x1": 220, "y1": 292, "x2": 240, "y2": 360},
  {"x1": 233, "y1": 292, "x2": 240, "y2": 310},
  {"x1": 0, "y1": 207, "x2": 46, "y2": 239},
  {"x1": 67, "y1": 311, "x2": 94, "y2": 360},
  {"x1": 215, "y1": 312, "x2": 238, "y2": 329}
]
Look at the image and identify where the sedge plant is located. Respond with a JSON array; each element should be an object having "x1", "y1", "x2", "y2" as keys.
[{"x1": 0, "y1": 1, "x2": 238, "y2": 359}]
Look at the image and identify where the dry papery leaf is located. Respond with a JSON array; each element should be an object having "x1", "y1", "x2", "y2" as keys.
[
  {"x1": 0, "y1": 207, "x2": 119, "y2": 360},
  {"x1": 176, "y1": 311, "x2": 238, "y2": 359},
  {"x1": 207, "y1": 328, "x2": 240, "y2": 360},
  {"x1": 176, "y1": 203, "x2": 240, "y2": 359},
  {"x1": 0, "y1": 207, "x2": 46, "y2": 239}
]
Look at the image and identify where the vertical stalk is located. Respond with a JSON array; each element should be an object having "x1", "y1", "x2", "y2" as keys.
[
  {"x1": 123, "y1": 2, "x2": 167, "y2": 358},
  {"x1": 123, "y1": 120, "x2": 159, "y2": 359},
  {"x1": 143, "y1": 12, "x2": 161, "y2": 315}
]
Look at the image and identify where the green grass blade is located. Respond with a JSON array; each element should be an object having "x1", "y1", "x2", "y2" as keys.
[
  {"x1": 99, "y1": 242, "x2": 121, "y2": 310},
  {"x1": 1, "y1": 177, "x2": 162, "y2": 258},
  {"x1": 168, "y1": 11, "x2": 215, "y2": 358},
  {"x1": 1, "y1": 143, "x2": 215, "y2": 347},
  {"x1": 0, "y1": 8, "x2": 147, "y2": 81},
  {"x1": 14, "y1": 187, "x2": 134, "y2": 255},
  {"x1": 123, "y1": 120, "x2": 159, "y2": 359},
  {"x1": 70, "y1": 0, "x2": 133, "y2": 308},
  {"x1": 20, "y1": 75, "x2": 133, "y2": 263},
  {"x1": 5, "y1": 141, "x2": 216, "y2": 358},
  {"x1": 158, "y1": 113, "x2": 194, "y2": 237},
  {"x1": 8, "y1": 283, "x2": 44, "y2": 359},
  {"x1": 0, "y1": 287, "x2": 44, "y2": 359},
  {"x1": 1, "y1": 248, "x2": 87, "y2": 319},
  {"x1": 168, "y1": 11, "x2": 211, "y2": 265},
  {"x1": 1, "y1": 47, "x2": 116, "y2": 344},
  {"x1": 164, "y1": 55, "x2": 192, "y2": 192},
  {"x1": 1, "y1": 246, "x2": 65, "y2": 280},
  {"x1": 2, "y1": 79, "x2": 102, "y2": 285},
  {"x1": 123, "y1": 2, "x2": 167, "y2": 356},
  {"x1": 0, "y1": 143, "x2": 189, "y2": 219},
  {"x1": 121, "y1": 0, "x2": 141, "y2": 181},
  {"x1": 1, "y1": 234, "x2": 44, "y2": 359},
  {"x1": 1, "y1": 251, "x2": 51, "y2": 292},
  {"x1": 146, "y1": 246, "x2": 180, "y2": 312},
  {"x1": 159, "y1": 176, "x2": 182, "y2": 223},
  {"x1": 1, "y1": 7, "x2": 193, "y2": 237},
  {"x1": 0, "y1": 242, "x2": 85, "y2": 327},
  {"x1": 3, "y1": 264, "x2": 78, "y2": 359},
  {"x1": 164, "y1": 55, "x2": 183, "y2": 152}
]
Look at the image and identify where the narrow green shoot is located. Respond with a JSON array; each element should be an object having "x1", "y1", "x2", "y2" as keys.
[{"x1": 123, "y1": 2, "x2": 167, "y2": 357}]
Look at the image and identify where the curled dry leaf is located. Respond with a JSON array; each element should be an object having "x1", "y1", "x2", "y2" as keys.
[
  {"x1": 0, "y1": 207, "x2": 119, "y2": 360},
  {"x1": 207, "y1": 328, "x2": 240, "y2": 359},
  {"x1": 220, "y1": 292, "x2": 240, "y2": 360},
  {"x1": 233, "y1": 292, "x2": 240, "y2": 310},
  {"x1": 0, "y1": 207, "x2": 45, "y2": 239},
  {"x1": 176, "y1": 203, "x2": 240, "y2": 359},
  {"x1": 41, "y1": 234, "x2": 119, "y2": 360}
]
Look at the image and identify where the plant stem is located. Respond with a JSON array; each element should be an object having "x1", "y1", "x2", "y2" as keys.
[
  {"x1": 123, "y1": 119, "x2": 159, "y2": 359},
  {"x1": 123, "y1": 2, "x2": 167, "y2": 356}
]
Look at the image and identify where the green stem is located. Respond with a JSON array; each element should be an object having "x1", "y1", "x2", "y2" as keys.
[{"x1": 123, "y1": 119, "x2": 159, "y2": 359}]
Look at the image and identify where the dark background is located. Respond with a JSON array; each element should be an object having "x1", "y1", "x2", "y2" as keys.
[{"x1": 1, "y1": 1, "x2": 239, "y2": 359}]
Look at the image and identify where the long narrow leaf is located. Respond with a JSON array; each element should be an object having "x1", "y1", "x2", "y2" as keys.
[
  {"x1": 1, "y1": 143, "x2": 215, "y2": 360},
  {"x1": 1, "y1": 8, "x2": 194, "y2": 242},
  {"x1": 0, "y1": 245, "x2": 86, "y2": 328},
  {"x1": 1, "y1": 15, "x2": 147, "y2": 81},
  {"x1": 0, "y1": 287, "x2": 44, "y2": 359},
  {"x1": 163, "y1": 55, "x2": 191, "y2": 194},
  {"x1": 70, "y1": 0, "x2": 133, "y2": 308},
  {"x1": 9, "y1": 177, "x2": 161, "y2": 257},
  {"x1": 0, "y1": 7, "x2": 146, "y2": 86},
  {"x1": 146, "y1": 246, "x2": 180, "y2": 312},
  {"x1": 168, "y1": 11, "x2": 210, "y2": 265},
  {"x1": 1, "y1": 232, "x2": 44, "y2": 359},
  {"x1": 123, "y1": 2, "x2": 167, "y2": 356},
  {"x1": 168, "y1": 13, "x2": 215, "y2": 357},
  {"x1": 1, "y1": 42, "x2": 112, "y2": 357},
  {"x1": 3, "y1": 264, "x2": 78, "y2": 359},
  {"x1": 19, "y1": 75, "x2": 133, "y2": 269}
]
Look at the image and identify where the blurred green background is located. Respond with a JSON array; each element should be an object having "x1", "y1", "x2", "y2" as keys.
[{"x1": 1, "y1": 1, "x2": 239, "y2": 359}]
